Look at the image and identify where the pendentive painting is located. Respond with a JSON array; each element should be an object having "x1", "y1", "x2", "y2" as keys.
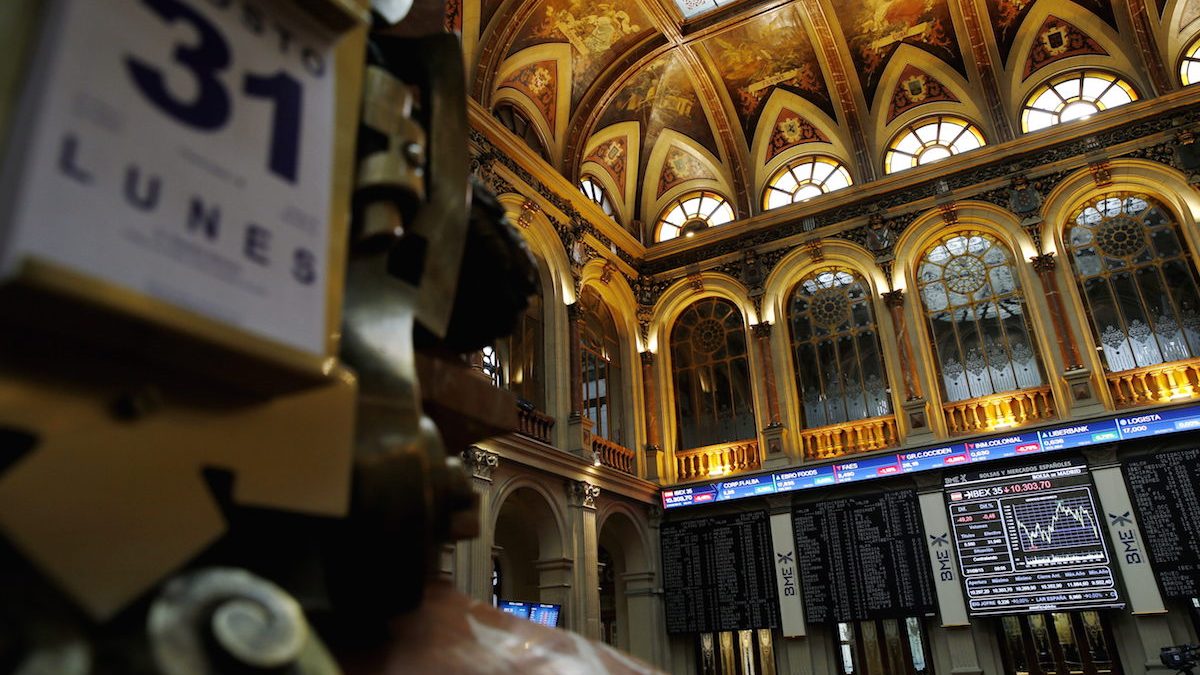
[
  {"x1": 701, "y1": 6, "x2": 834, "y2": 142},
  {"x1": 985, "y1": 0, "x2": 1117, "y2": 65},
  {"x1": 597, "y1": 52, "x2": 720, "y2": 174},
  {"x1": 509, "y1": 0, "x2": 654, "y2": 107},
  {"x1": 830, "y1": 0, "x2": 965, "y2": 104}
]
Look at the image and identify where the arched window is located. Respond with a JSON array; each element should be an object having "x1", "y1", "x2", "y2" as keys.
[
  {"x1": 1021, "y1": 70, "x2": 1138, "y2": 133},
  {"x1": 480, "y1": 345, "x2": 503, "y2": 387},
  {"x1": 670, "y1": 298, "x2": 756, "y2": 449},
  {"x1": 787, "y1": 268, "x2": 891, "y2": 427},
  {"x1": 580, "y1": 176, "x2": 618, "y2": 222},
  {"x1": 655, "y1": 191, "x2": 735, "y2": 242},
  {"x1": 1182, "y1": 37, "x2": 1200, "y2": 86},
  {"x1": 917, "y1": 232, "x2": 1045, "y2": 402},
  {"x1": 579, "y1": 287, "x2": 623, "y2": 443},
  {"x1": 1064, "y1": 193, "x2": 1200, "y2": 373},
  {"x1": 763, "y1": 155, "x2": 853, "y2": 211},
  {"x1": 493, "y1": 102, "x2": 549, "y2": 160},
  {"x1": 884, "y1": 115, "x2": 985, "y2": 175},
  {"x1": 502, "y1": 285, "x2": 544, "y2": 409}
]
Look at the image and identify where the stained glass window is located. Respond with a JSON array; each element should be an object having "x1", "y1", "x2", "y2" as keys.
[
  {"x1": 579, "y1": 287, "x2": 623, "y2": 443},
  {"x1": 917, "y1": 232, "x2": 1045, "y2": 402},
  {"x1": 656, "y1": 191, "x2": 735, "y2": 242},
  {"x1": 580, "y1": 176, "x2": 617, "y2": 222},
  {"x1": 787, "y1": 268, "x2": 891, "y2": 427},
  {"x1": 763, "y1": 156, "x2": 853, "y2": 211},
  {"x1": 1021, "y1": 70, "x2": 1138, "y2": 133},
  {"x1": 670, "y1": 298, "x2": 756, "y2": 449},
  {"x1": 1183, "y1": 38, "x2": 1200, "y2": 86},
  {"x1": 884, "y1": 115, "x2": 985, "y2": 174},
  {"x1": 1064, "y1": 193, "x2": 1200, "y2": 373}
]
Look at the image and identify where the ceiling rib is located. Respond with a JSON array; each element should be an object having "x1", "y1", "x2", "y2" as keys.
[
  {"x1": 955, "y1": 0, "x2": 1015, "y2": 143},
  {"x1": 1126, "y1": 0, "x2": 1175, "y2": 95},
  {"x1": 678, "y1": 44, "x2": 754, "y2": 218},
  {"x1": 471, "y1": 0, "x2": 542, "y2": 104},
  {"x1": 797, "y1": 0, "x2": 875, "y2": 182}
]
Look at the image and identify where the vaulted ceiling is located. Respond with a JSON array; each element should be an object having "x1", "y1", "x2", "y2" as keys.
[{"x1": 453, "y1": 0, "x2": 1200, "y2": 244}]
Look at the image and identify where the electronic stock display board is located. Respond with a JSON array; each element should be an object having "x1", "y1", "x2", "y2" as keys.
[
  {"x1": 1125, "y1": 448, "x2": 1200, "y2": 598},
  {"x1": 792, "y1": 490, "x2": 936, "y2": 623},
  {"x1": 660, "y1": 510, "x2": 779, "y2": 634},
  {"x1": 944, "y1": 457, "x2": 1123, "y2": 616},
  {"x1": 660, "y1": 403, "x2": 1200, "y2": 510}
]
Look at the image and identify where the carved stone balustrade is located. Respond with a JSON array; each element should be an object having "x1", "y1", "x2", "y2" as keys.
[
  {"x1": 592, "y1": 436, "x2": 635, "y2": 475},
  {"x1": 1107, "y1": 358, "x2": 1200, "y2": 407},
  {"x1": 799, "y1": 415, "x2": 898, "y2": 461},
  {"x1": 515, "y1": 404, "x2": 555, "y2": 444},
  {"x1": 942, "y1": 386, "x2": 1056, "y2": 435},
  {"x1": 674, "y1": 439, "x2": 760, "y2": 482}
]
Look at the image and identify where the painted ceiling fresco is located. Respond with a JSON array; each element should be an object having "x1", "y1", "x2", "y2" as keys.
[
  {"x1": 831, "y1": 0, "x2": 965, "y2": 104},
  {"x1": 596, "y1": 52, "x2": 720, "y2": 173},
  {"x1": 985, "y1": 0, "x2": 1116, "y2": 65},
  {"x1": 471, "y1": 0, "x2": 1183, "y2": 242},
  {"x1": 508, "y1": 0, "x2": 654, "y2": 107},
  {"x1": 700, "y1": 5, "x2": 834, "y2": 140}
]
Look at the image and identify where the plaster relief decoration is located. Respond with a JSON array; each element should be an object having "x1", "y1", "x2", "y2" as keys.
[
  {"x1": 1023, "y1": 16, "x2": 1107, "y2": 80},
  {"x1": 584, "y1": 136, "x2": 629, "y2": 198},
  {"x1": 658, "y1": 145, "x2": 717, "y2": 197},
  {"x1": 499, "y1": 60, "x2": 560, "y2": 133},
  {"x1": 510, "y1": 0, "x2": 652, "y2": 108},
  {"x1": 766, "y1": 108, "x2": 830, "y2": 161},
  {"x1": 986, "y1": 0, "x2": 1116, "y2": 65},
  {"x1": 832, "y1": 0, "x2": 965, "y2": 104},
  {"x1": 597, "y1": 52, "x2": 719, "y2": 182},
  {"x1": 701, "y1": 6, "x2": 833, "y2": 140},
  {"x1": 886, "y1": 65, "x2": 959, "y2": 123}
]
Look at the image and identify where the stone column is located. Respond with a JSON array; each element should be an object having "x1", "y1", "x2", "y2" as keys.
[
  {"x1": 567, "y1": 302, "x2": 584, "y2": 420},
  {"x1": 753, "y1": 322, "x2": 788, "y2": 466},
  {"x1": 640, "y1": 351, "x2": 662, "y2": 480},
  {"x1": 1031, "y1": 253, "x2": 1104, "y2": 415},
  {"x1": 1031, "y1": 253, "x2": 1082, "y2": 369},
  {"x1": 454, "y1": 447, "x2": 499, "y2": 604},
  {"x1": 882, "y1": 290, "x2": 933, "y2": 440},
  {"x1": 566, "y1": 480, "x2": 601, "y2": 639}
]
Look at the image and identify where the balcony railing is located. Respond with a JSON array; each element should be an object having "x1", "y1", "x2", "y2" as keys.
[
  {"x1": 675, "y1": 439, "x2": 760, "y2": 482},
  {"x1": 515, "y1": 404, "x2": 555, "y2": 444},
  {"x1": 1107, "y1": 358, "x2": 1200, "y2": 407},
  {"x1": 799, "y1": 415, "x2": 899, "y2": 461},
  {"x1": 943, "y1": 385, "x2": 1056, "y2": 435},
  {"x1": 593, "y1": 436, "x2": 636, "y2": 475}
]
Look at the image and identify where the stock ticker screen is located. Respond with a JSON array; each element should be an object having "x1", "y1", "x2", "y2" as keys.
[{"x1": 944, "y1": 457, "x2": 1123, "y2": 616}]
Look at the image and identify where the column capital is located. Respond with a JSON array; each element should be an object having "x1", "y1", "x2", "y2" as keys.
[
  {"x1": 639, "y1": 350, "x2": 655, "y2": 367},
  {"x1": 566, "y1": 301, "x2": 582, "y2": 322},
  {"x1": 567, "y1": 480, "x2": 600, "y2": 509},
  {"x1": 1030, "y1": 251, "x2": 1057, "y2": 273},
  {"x1": 461, "y1": 446, "x2": 499, "y2": 481},
  {"x1": 882, "y1": 288, "x2": 905, "y2": 308},
  {"x1": 751, "y1": 321, "x2": 772, "y2": 338}
]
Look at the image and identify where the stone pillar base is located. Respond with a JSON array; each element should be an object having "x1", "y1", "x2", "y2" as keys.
[
  {"x1": 901, "y1": 398, "x2": 936, "y2": 445},
  {"x1": 1063, "y1": 367, "x2": 1107, "y2": 417},
  {"x1": 761, "y1": 423, "x2": 789, "y2": 469}
]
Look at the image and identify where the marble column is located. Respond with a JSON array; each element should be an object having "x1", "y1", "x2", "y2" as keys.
[
  {"x1": 566, "y1": 479, "x2": 601, "y2": 639},
  {"x1": 640, "y1": 351, "x2": 662, "y2": 480},
  {"x1": 454, "y1": 446, "x2": 499, "y2": 604},
  {"x1": 1031, "y1": 253, "x2": 1082, "y2": 370}
]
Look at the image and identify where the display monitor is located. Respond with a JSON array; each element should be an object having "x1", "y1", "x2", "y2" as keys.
[
  {"x1": 944, "y1": 457, "x2": 1123, "y2": 616},
  {"x1": 497, "y1": 600, "x2": 560, "y2": 627}
]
